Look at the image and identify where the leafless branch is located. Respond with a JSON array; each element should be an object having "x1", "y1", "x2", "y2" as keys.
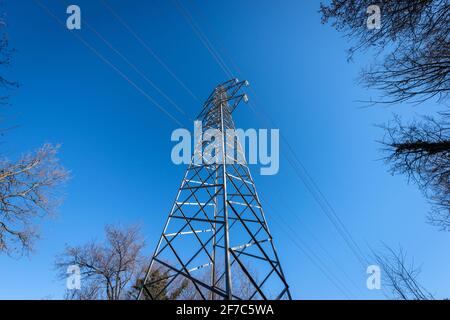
[
  {"x1": 0, "y1": 144, "x2": 69, "y2": 256},
  {"x1": 373, "y1": 245, "x2": 434, "y2": 300}
]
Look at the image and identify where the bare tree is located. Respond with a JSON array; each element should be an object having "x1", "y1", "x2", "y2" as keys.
[
  {"x1": 0, "y1": 14, "x2": 68, "y2": 256},
  {"x1": 382, "y1": 113, "x2": 450, "y2": 230},
  {"x1": 0, "y1": 144, "x2": 68, "y2": 256},
  {"x1": 56, "y1": 225, "x2": 148, "y2": 300},
  {"x1": 373, "y1": 246, "x2": 434, "y2": 300},
  {"x1": 320, "y1": 0, "x2": 449, "y2": 104}
]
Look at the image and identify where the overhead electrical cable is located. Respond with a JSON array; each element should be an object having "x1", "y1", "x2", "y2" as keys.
[
  {"x1": 33, "y1": 0, "x2": 185, "y2": 127},
  {"x1": 100, "y1": 0, "x2": 200, "y2": 102}
]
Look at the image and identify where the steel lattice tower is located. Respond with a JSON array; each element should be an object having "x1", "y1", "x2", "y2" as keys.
[{"x1": 138, "y1": 79, "x2": 291, "y2": 300}]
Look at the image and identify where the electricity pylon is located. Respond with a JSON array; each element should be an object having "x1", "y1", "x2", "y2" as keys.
[{"x1": 138, "y1": 79, "x2": 291, "y2": 300}]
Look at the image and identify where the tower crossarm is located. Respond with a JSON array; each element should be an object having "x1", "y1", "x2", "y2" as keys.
[{"x1": 197, "y1": 78, "x2": 249, "y2": 123}]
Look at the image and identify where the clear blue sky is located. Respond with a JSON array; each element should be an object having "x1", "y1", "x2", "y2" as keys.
[{"x1": 1, "y1": 0, "x2": 448, "y2": 300}]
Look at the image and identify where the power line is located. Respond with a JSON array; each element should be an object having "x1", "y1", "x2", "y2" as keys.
[
  {"x1": 172, "y1": 0, "x2": 235, "y2": 80},
  {"x1": 261, "y1": 197, "x2": 356, "y2": 299},
  {"x1": 261, "y1": 189, "x2": 365, "y2": 295},
  {"x1": 33, "y1": 0, "x2": 185, "y2": 127},
  {"x1": 99, "y1": 0, "x2": 200, "y2": 102},
  {"x1": 249, "y1": 98, "x2": 368, "y2": 268}
]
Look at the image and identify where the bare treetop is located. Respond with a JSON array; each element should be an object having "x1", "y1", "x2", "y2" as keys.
[
  {"x1": 56, "y1": 225, "x2": 145, "y2": 300},
  {"x1": 373, "y1": 246, "x2": 434, "y2": 300},
  {"x1": 321, "y1": 0, "x2": 449, "y2": 104}
]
